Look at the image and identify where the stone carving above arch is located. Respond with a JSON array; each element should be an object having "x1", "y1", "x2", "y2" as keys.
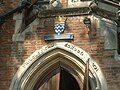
[{"x1": 10, "y1": 42, "x2": 108, "y2": 90}]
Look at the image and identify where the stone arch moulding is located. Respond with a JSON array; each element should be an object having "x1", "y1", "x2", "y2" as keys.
[{"x1": 10, "y1": 42, "x2": 108, "y2": 90}]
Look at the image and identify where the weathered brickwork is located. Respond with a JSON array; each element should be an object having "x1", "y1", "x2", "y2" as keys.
[
  {"x1": 0, "y1": 0, "x2": 19, "y2": 13},
  {"x1": 0, "y1": 19, "x2": 16, "y2": 89},
  {"x1": 0, "y1": 0, "x2": 120, "y2": 90}
]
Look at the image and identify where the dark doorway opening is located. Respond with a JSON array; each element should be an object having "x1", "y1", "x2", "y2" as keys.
[
  {"x1": 35, "y1": 68, "x2": 81, "y2": 90},
  {"x1": 59, "y1": 68, "x2": 81, "y2": 90}
]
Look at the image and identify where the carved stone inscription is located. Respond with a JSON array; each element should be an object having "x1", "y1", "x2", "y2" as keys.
[
  {"x1": 21, "y1": 42, "x2": 99, "y2": 74},
  {"x1": 10, "y1": 42, "x2": 108, "y2": 90}
]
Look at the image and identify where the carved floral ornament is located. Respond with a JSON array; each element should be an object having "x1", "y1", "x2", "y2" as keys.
[{"x1": 10, "y1": 42, "x2": 108, "y2": 90}]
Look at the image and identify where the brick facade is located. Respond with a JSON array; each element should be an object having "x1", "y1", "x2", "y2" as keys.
[{"x1": 0, "y1": 0, "x2": 120, "y2": 90}]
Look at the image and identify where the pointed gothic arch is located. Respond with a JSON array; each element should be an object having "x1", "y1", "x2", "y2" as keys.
[{"x1": 10, "y1": 42, "x2": 108, "y2": 90}]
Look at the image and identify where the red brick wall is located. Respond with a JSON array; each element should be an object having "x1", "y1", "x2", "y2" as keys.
[
  {"x1": 0, "y1": 0, "x2": 120, "y2": 90},
  {"x1": 0, "y1": 1, "x2": 18, "y2": 89},
  {"x1": 0, "y1": 0, "x2": 19, "y2": 13},
  {"x1": 0, "y1": 19, "x2": 16, "y2": 89}
]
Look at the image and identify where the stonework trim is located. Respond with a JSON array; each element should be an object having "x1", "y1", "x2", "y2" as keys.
[{"x1": 10, "y1": 42, "x2": 108, "y2": 90}]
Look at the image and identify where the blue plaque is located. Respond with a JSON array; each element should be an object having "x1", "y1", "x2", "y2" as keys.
[{"x1": 44, "y1": 33, "x2": 74, "y2": 41}]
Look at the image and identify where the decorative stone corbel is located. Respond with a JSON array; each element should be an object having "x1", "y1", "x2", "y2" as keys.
[
  {"x1": 89, "y1": 0, "x2": 98, "y2": 12},
  {"x1": 50, "y1": 0, "x2": 62, "y2": 9}
]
